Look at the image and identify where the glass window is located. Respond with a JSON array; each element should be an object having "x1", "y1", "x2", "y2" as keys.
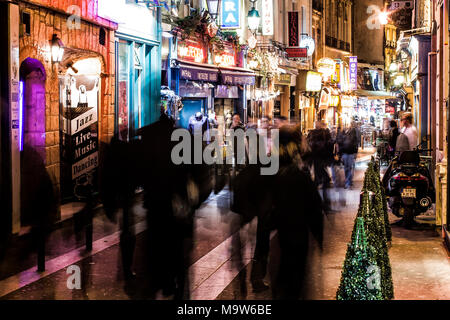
[
  {"x1": 117, "y1": 40, "x2": 130, "y2": 141},
  {"x1": 116, "y1": 40, "x2": 152, "y2": 141}
]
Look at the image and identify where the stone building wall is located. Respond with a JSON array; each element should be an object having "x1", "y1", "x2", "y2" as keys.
[{"x1": 18, "y1": 0, "x2": 117, "y2": 202}]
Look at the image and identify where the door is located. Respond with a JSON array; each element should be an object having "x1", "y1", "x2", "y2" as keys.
[{"x1": 179, "y1": 99, "x2": 205, "y2": 129}]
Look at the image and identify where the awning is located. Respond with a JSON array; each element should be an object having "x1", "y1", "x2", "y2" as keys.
[
  {"x1": 173, "y1": 60, "x2": 219, "y2": 82},
  {"x1": 354, "y1": 89, "x2": 401, "y2": 100},
  {"x1": 219, "y1": 67, "x2": 256, "y2": 85}
]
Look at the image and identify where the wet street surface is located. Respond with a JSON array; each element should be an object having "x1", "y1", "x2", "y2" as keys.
[{"x1": 1, "y1": 156, "x2": 450, "y2": 300}]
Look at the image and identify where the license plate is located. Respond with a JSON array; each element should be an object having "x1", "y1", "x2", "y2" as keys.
[{"x1": 401, "y1": 188, "x2": 416, "y2": 198}]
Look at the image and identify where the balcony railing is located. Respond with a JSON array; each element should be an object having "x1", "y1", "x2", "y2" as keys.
[{"x1": 326, "y1": 35, "x2": 350, "y2": 52}]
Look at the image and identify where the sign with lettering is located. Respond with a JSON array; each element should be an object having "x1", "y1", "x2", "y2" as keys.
[
  {"x1": 221, "y1": 0, "x2": 240, "y2": 29},
  {"x1": 177, "y1": 40, "x2": 207, "y2": 63},
  {"x1": 179, "y1": 65, "x2": 218, "y2": 82},
  {"x1": 220, "y1": 71, "x2": 255, "y2": 85},
  {"x1": 60, "y1": 74, "x2": 99, "y2": 200},
  {"x1": 288, "y1": 12, "x2": 299, "y2": 47},
  {"x1": 286, "y1": 47, "x2": 307, "y2": 58},
  {"x1": 275, "y1": 74, "x2": 292, "y2": 85},
  {"x1": 349, "y1": 56, "x2": 358, "y2": 91},
  {"x1": 214, "y1": 45, "x2": 236, "y2": 67},
  {"x1": 262, "y1": 0, "x2": 274, "y2": 35}
]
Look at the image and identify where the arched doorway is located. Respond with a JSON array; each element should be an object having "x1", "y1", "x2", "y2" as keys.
[{"x1": 19, "y1": 58, "x2": 56, "y2": 227}]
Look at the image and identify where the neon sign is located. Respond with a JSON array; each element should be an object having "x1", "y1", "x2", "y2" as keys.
[
  {"x1": 19, "y1": 81, "x2": 24, "y2": 151},
  {"x1": 178, "y1": 44, "x2": 205, "y2": 63},
  {"x1": 214, "y1": 53, "x2": 235, "y2": 67}
]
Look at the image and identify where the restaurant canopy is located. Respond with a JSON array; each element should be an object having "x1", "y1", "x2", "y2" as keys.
[
  {"x1": 173, "y1": 60, "x2": 219, "y2": 82},
  {"x1": 219, "y1": 67, "x2": 256, "y2": 86}
]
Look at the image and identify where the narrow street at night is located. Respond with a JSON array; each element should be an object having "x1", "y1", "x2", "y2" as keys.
[
  {"x1": 1, "y1": 0, "x2": 450, "y2": 315},
  {"x1": 1, "y1": 151, "x2": 449, "y2": 300}
]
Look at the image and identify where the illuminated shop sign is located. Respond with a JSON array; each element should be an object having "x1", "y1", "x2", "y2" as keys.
[
  {"x1": 341, "y1": 95, "x2": 355, "y2": 108},
  {"x1": 349, "y1": 56, "x2": 358, "y2": 91},
  {"x1": 288, "y1": 12, "x2": 299, "y2": 47},
  {"x1": 262, "y1": 0, "x2": 274, "y2": 35},
  {"x1": 275, "y1": 74, "x2": 292, "y2": 85},
  {"x1": 317, "y1": 58, "x2": 336, "y2": 80},
  {"x1": 286, "y1": 47, "x2": 307, "y2": 58},
  {"x1": 306, "y1": 71, "x2": 322, "y2": 92},
  {"x1": 177, "y1": 41, "x2": 206, "y2": 63},
  {"x1": 221, "y1": 0, "x2": 240, "y2": 29},
  {"x1": 214, "y1": 46, "x2": 236, "y2": 67},
  {"x1": 329, "y1": 95, "x2": 340, "y2": 107},
  {"x1": 333, "y1": 59, "x2": 341, "y2": 84}
]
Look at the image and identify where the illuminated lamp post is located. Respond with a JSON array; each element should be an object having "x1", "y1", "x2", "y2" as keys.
[
  {"x1": 247, "y1": 0, "x2": 260, "y2": 33},
  {"x1": 50, "y1": 34, "x2": 64, "y2": 63},
  {"x1": 206, "y1": 0, "x2": 220, "y2": 23}
]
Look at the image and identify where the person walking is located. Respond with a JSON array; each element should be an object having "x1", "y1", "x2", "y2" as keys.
[
  {"x1": 307, "y1": 121, "x2": 333, "y2": 211},
  {"x1": 399, "y1": 113, "x2": 418, "y2": 150},
  {"x1": 340, "y1": 122, "x2": 359, "y2": 189},
  {"x1": 387, "y1": 120, "x2": 399, "y2": 157}
]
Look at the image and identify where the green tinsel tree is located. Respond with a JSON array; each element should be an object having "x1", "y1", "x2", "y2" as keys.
[
  {"x1": 336, "y1": 214, "x2": 383, "y2": 300},
  {"x1": 372, "y1": 159, "x2": 392, "y2": 242},
  {"x1": 359, "y1": 165, "x2": 394, "y2": 300}
]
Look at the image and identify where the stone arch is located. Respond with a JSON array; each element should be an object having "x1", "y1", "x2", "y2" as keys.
[
  {"x1": 20, "y1": 57, "x2": 47, "y2": 160},
  {"x1": 19, "y1": 58, "x2": 49, "y2": 226}
]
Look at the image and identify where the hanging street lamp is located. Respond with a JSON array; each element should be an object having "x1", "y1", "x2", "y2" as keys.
[
  {"x1": 50, "y1": 34, "x2": 64, "y2": 63},
  {"x1": 247, "y1": 0, "x2": 260, "y2": 32},
  {"x1": 206, "y1": 0, "x2": 220, "y2": 23}
]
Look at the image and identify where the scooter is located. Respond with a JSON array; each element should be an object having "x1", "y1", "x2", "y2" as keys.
[{"x1": 382, "y1": 148, "x2": 435, "y2": 228}]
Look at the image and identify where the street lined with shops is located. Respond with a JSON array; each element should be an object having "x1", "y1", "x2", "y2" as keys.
[{"x1": 1, "y1": 154, "x2": 449, "y2": 300}]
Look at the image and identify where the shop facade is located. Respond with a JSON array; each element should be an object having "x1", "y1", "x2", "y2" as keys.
[
  {"x1": 2, "y1": 0, "x2": 117, "y2": 235},
  {"x1": 168, "y1": 36, "x2": 254, "y2": 136},
  {"x1": 97, "y1": 0, "x2": 162, "y2": 142}
]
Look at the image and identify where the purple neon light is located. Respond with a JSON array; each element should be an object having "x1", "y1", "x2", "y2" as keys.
[{"x1": 19, "y1": 81, "x2": 24, "y2": 151}]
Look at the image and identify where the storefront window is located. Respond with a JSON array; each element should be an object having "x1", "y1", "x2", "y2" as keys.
[
  {"x1": 116, "y1": 39, "x2": 152, "y2": 141},
  {"x1": 118, "y1": 40, "x2": 130, "y2": 141}
]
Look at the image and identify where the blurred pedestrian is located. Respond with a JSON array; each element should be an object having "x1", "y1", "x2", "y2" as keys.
[
  {"x1": 271, "y1": 126, "x2": 324, "y2": 299},
  {"x1": 307, "y1": 121, "x2": 333, "y2": 212},
  {"x1": 331, "y1": 125, "x2": 343, "y2": 187},
  {"x1": 340, "y1": 122, "x2": 359, "y2": 189},
  {"x1": 399, "y1": 113, "x2": 418, "y2": 150},
  {"x1": 387, "y1": 120, "x2": 399, "y2": 158},
  {"x1": 20, "y1": 144, "x2": 58, "y2": 272}
]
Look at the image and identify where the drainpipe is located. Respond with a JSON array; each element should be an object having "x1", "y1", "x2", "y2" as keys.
[{"x1": 428, "y1": 51, "x2": 436, "y2": 152}]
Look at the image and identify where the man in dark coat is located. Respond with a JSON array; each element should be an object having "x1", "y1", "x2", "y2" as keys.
[
  {"x1": 340, "y1": 122, "x2": 359, "y2": 189},
  {"x1": 307, "y1": 121, "x2": 333, "y2": 211},
  {"x1": 271, "y1": 126, "x2": 324, "y2": 299}
]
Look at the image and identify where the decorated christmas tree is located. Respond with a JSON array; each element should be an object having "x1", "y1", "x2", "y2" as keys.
[
  {"x1": 358, "y1": 164, "x2": 394, "y2": 300},
  {"x1": 336, "y1": 213, "x2": 383, "y2": 300},
  {"x1": 373, "y1": 159, "x2": 392, "y2": 242}
]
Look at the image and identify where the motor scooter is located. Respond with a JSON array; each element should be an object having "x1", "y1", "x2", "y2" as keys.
[{"x1": 382, "y1": 148, "x2": 435, "y2": 228}]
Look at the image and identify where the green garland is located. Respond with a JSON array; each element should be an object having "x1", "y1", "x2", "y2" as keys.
[{"x1": 163, "y1": 9, "x2": 241, "y2": 56}]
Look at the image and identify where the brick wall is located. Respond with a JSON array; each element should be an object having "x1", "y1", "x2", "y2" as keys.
[{"x1": 18, "y1": 0, "x2": 117, "y2": 203}]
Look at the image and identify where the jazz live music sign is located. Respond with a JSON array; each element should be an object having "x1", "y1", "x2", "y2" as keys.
[{"x1": 221, "y1": 0, "x2": 240, "y2": 29}]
